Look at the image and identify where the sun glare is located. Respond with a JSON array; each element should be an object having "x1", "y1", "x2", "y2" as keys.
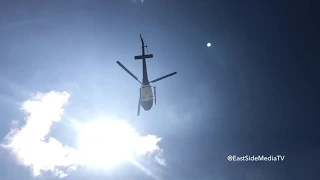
[{"x1": 77, "y1": 119, "x2": 139, "y2": 168}]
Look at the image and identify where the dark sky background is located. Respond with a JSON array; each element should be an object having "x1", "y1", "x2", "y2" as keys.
[{"x1": 0, "y1": 0, "x2": 319, "y2": 180}]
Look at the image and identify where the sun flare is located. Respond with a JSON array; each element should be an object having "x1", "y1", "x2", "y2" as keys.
[
  {"x1": 77, "y1": 119, "x2": 135, "y2": 168},
  {"x1": 76, "y1": 119, "x2": 162, "y2": 169}
]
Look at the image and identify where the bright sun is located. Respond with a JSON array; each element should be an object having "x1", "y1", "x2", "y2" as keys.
[{"x1": 76, "y1": 119, "x2": 138, "y2": 168}]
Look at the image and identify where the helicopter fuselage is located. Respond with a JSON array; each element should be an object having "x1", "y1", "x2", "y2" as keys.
[
  {"x1": 139, "y1": 36, "x2": 153, "y2": 111},
  {"x1": 140, "y1": 84, "x2": 153, "y2": 111}
]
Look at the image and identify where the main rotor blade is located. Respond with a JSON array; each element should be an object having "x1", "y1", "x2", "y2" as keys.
[
  {"x1": 150, "y1": 72, "x2": 177, "y2": 83},
  {"x1": 116, "y1": 61, "x2": 141, "y2": 83}
]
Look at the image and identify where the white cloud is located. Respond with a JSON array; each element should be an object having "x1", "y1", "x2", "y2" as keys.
[
  {"x1": 155, "y1": 149, "x2": 166, "y2": 166},
  {"x1": 1, "y1": 91, "x2": 76, "y2": 178},
  {"x1": 1, "y1": 91, "x2": 165, "y2": 178}
]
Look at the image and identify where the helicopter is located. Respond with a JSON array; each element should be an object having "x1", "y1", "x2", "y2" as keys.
[{"x1": 116, "y1": 34, "x2": 177, "y2": 116}]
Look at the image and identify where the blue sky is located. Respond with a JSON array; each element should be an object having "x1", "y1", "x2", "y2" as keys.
[{"x1": 0, "y1": 0, "x2": 319, "y2": 180}]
